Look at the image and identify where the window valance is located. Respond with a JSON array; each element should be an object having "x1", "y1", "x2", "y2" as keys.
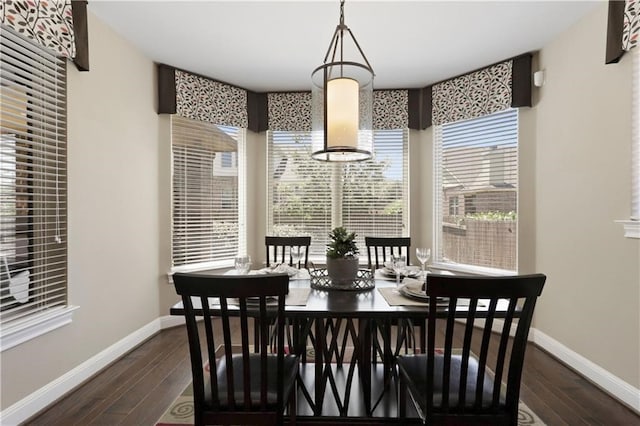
[
  {"x1": 159, "y1": 64, "x2": 411, "y2": 132},
  {"x1": 606, "y1": 0, "x2": 639, "y2": 63},
  {"x1": 0, "y1": 0, "x2": 89, "y2": 70},
  {"x1": 268, "y1": 92, "x2": 312, "y2": 131},
  {"x1": 266, "y1": 90, "x2": 409, "y2": 132},
  {"x1": 431, "y1": 54, "x2": 531, "y2": 126},
  {"x1": 175, "y1": 69, "x2": 249, "y2": 129},
  {"x1": 373, "y1": 90, "x2": 409, "y2": 130}
]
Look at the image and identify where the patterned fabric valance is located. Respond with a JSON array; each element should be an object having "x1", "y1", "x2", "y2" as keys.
[
  {"x1": 175, "y1": 70, "x2": 248, "y2": 128},
  {"x1": 623, "y1": 0, "x2": 639, "y2": 51},
  {"x1": 373, "y1": 90, "x2": 409, "y2": 129},
  {"x1": 606, "y1": 0, "x2": 639, "y2": 63},
  {"x1": 268, "y1": 92, "x2": 312, "y2": 131},
  {"x1": 0, "y1": 0, "x2": 75, "y2": 58},
  {"x1": 432, "y1": 61, "x2": 512, "y2": 126},
  {"x1": 159, "y1": 65, "x2": 415, "y2": 131},
  {"x1": 267, "y1": 89, "x2": 409, "y2": 132}
]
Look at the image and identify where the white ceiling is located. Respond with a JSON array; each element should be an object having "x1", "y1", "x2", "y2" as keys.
[{"x1": 88, "y1": 0, "x2": 601, "y2": 92}]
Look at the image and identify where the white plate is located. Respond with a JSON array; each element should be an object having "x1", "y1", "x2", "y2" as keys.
[
  {"x1": 399, "y1": 280, "x2": 449, "y2": 305},
  {"x1": 399, "y1": 280, "x2": 428, "y2": 300}
]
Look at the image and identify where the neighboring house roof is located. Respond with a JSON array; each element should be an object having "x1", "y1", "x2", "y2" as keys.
[
  {"x1": 442, "y1": 165, "x2": 464, "y2": 190},
  {"x1": 443, "y1": 146, "x2": 517, "y2": 192}
]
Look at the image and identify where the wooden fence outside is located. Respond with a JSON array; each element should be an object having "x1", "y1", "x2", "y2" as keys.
[{"x1": 442, "y1": 219, "x2": 516, "y2": 271}]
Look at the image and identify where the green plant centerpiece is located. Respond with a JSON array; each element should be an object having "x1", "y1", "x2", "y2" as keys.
[{"x1": 326, "y1": 226, "x2": 360, "y2": 286}]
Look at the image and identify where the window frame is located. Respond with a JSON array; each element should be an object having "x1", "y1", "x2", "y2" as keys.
[
  {"x1": 169, "y1": 117, "x2": 247, "y2": 272},
  {"x1": 616, "y1": 47, "x2": 640, "y2": 238},
  {"x1": 1, "y1": 26, "x2": 75, "y2": 351}
]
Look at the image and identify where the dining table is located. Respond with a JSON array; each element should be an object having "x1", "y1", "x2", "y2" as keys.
[{"x1": 169, "y1": 267, "x2": 516, "y2": 423}]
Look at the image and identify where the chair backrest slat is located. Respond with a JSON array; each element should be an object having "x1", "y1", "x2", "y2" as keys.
[
  {"x1": 475, "y1": 298, "x2": 498, "y2": 408},
  {"x1": 181, "y1": 294, "x2": 206, "y2": 414},
  {"x1": 200, "y1": 297, "x2": 220, "y2": 410},
  {"x1": 364, "y1": 236, "x2": 411, "y2": 269},
  {"x1": 218, "y1": 298, "x2": 236, "y2": 409},
  {"x1": 458, "y1": 298, "x2": 479, "y2": 409}
]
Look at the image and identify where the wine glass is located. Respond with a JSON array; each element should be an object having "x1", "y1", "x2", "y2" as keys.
[
  {"x1": 416, "y1": 247, "x2": 431, "y2": 282},
  {"x1": 234, "y1": 255, "x2": 251, "y2": 275},
  {"x1": 391, "y1": 255, "x2": 406, "y2": 289},
  {"x1": 290, "y1": 246, "x2": 303, "y2": 275}
]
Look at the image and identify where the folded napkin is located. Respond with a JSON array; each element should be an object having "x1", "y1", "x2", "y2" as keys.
[
  {"x1": 401, "y1": 277, "x2": 426, "y2": 293},
  {"x1": 402, "y1": 277, "x2": 424, "y2": 288},
  {"x1": 257, "y1": 264, "x2": 299, "y2": 277}
]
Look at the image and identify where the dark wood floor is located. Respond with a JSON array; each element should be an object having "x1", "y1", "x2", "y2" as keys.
[{"x1": 25, "y1": 322, "x2": 640, "y2": 425}]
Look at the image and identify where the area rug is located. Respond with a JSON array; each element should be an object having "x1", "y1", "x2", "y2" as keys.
[{"x1": 156, "y1": 356, "x2": 546, "y2": 426}]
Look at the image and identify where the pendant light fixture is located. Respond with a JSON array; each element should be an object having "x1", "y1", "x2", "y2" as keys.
[{"x1": 311, "y1": 0, "x2": 374, "y2": 162}]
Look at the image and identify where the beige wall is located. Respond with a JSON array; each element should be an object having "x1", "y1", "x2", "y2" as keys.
[
  {"x1": 409, "y1": 128, "x2": 433, "y2": 262},
  {"x1": 1, "y1": 12, "x2": 162, "y2": 408},
  {"x1": 534, "y1": 2, "x2": 640, "y2": 387},
  {"x1": 245, "y1": 130, "x2": 268, "y2": 266}
]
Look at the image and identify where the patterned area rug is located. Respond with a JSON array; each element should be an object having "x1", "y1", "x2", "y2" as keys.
[
  {"x1": 156, "y1": 348, "x2": 546, "y2": 426},
  {"x1": 156, "y1": 385, "x2": 545, "y2": 425}
]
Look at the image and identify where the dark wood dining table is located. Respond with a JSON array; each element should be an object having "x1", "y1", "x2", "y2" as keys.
[{"x1": 169, "y1": 271, "x2": 516, "y2": 423}]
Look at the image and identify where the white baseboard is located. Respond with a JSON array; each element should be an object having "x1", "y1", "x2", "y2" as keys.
[
  {"x1": 0, "y1": 319, "x2": 163, "y2": 426},
  {"x1": 159, "y1": 314, "x2": 185, "y2": 329},
  {"x1": 530, "y1": 328, "x2": 640, "y2": 414}
]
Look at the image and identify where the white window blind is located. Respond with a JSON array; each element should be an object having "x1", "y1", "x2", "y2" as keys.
[
  {"x1": 617, "y1": 48, "x2": 640, "y2": 238},
  {"x1": 267, "y1": 131, "x2": 332, "y2": 257},
  {"x1": 171, "y1": 116, "x2": 245, "y2": 270},
  {"x1": 342, "y1": 129, "x2": 409, "y2": 239},
  {"x1": 267, "y1": 129, "x2": 408, "y2": 258},
  {"x1": 1, "y1": 27, "x2": 68, "y2": 332},
  {"x1": 434, "y1": 109, "x2": 518, "y2": 273},
  {"x1": 632, "y1": 47, "x2": 640, "y2": 220}
]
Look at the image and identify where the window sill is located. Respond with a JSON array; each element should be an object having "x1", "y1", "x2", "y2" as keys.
[
  {"x1": 168, "y1": 260, "x2": 235, "y2": 284},
  {"x1": 430, "y1": 262, "x2": 517, "y2": 277},
  {"x1": 615, "y1": 219, "x2": 640, "y2": 239},
  {"x1": 0, "y1": 305, "x2": 79, "y2": 352}
]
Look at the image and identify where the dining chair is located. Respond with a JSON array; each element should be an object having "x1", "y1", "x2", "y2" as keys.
[
  {"x1": 173, "y1": 272, "x2": 299, "y2": 426},
  {"x1": 265, "y1": 236, "x2": 311, "y2": 268},
  {"x1": 396, "y1": 273, "x2": 546, "y2": 425},
  {"x1": 264, "y1": 236, "x2": 312, "y2": 361},
  {"x1": 365, "y1": 236, "x2": 417, "y2": 372},
  {"x1": 364, "y1": 236, "x2": 411, "y2": 269}
]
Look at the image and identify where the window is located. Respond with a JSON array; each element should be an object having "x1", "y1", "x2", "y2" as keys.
[
  {"x1": 171, "y1": 116, "x2": 246, "y2": 271},
  {"x1": 267, "y1": 129, "x2": 409, "y2": 259},
  {"x1": 1, "y1": 27, "x2": 72, "y2": 350},
  {"x1": 220, "y1": 152, "x2": 233, "y2": 168},
  {"x1": 434, "y1": 109, "x2": 518, "y2": 274},
  {"x1": 448, "y1": 196, "x2": 459, "y2": 216}
]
